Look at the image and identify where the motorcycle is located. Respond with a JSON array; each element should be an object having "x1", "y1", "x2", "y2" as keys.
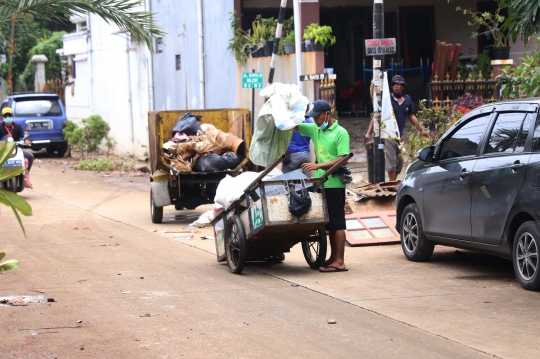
[{"x1": 1, "y1": 133, "x2": 30, "y2": 193}]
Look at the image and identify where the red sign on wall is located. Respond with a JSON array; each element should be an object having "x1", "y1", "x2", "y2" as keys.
[{"x1": 365, "y1": 38, "x2": 396, "y2": 56}]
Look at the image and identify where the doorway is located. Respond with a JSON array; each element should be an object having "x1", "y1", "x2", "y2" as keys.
[{"x1": 399, "y1": 6, "x2": 435, "y2": 68}]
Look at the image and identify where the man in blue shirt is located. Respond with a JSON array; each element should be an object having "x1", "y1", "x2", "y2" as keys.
[
  {"x1": 366, "y1": 75, "x2": 427, "y2": 181},
  {"x1": 282, "y1": 117, "x2": 313, "y2": 174}
]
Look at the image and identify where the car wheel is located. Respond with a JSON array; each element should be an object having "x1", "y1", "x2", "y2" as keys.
[
  {"x1": 513, "y1": 221, "x2": 540, "y2": 291},
  {"x1": 57, "y1": 143, "x2": 69, "y2": 157},
  {"x1": 400, "y1": 203, "x2": 434, "y2": 262},
  {"x1": 46, "y1": 147, "x2": 56, "y2": 155}
]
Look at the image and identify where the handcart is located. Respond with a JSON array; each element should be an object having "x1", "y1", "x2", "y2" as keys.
[{"x1": 211, "y1": 153, "x2": 353, "y2": 274}]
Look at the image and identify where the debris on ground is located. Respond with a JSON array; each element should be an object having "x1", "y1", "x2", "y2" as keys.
[
  {"x1": 172, "y1": 233, "x2": 194, "y2": 240},
  {"x1": 349, "y1": 181, "x2": 401, "y2": 200},
  {"x1": 327, "y1": 319, "x2": 337, "y2": 324}
]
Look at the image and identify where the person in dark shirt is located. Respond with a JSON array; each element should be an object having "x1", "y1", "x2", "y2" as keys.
[
  {"x1": 1, "y1": 107, "x2": 34, "y2": 189},
  {"x1": 282, "y1": 117, "x2": 313, "y2": 174},
  {"x1": 366, "y1": 75, "x2": 427, "y2": 181}
]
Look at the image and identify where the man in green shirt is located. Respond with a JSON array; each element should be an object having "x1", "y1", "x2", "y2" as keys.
[{"x1": 294, "y1": 100, "x2": 350, "y2": 273}]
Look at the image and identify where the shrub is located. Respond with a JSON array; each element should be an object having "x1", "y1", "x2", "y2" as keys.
[{"x1": 63, "y1": 115, "x2": 114, "y2": 159}]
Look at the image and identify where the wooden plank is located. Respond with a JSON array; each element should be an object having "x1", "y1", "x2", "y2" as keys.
[{"x1": 449, "y1": 43, "x2": 462, "y2": 81}]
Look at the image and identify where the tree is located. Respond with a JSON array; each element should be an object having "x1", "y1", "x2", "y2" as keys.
[
  {"x1": 0, "y1": 0, "x2": 164, "y2": 51},
  {"x1": 499, "y1": 0, "x2": 540, "y2": 45}
]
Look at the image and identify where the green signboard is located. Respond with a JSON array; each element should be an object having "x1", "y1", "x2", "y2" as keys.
[{"x1": 242, "y1": 72, "x2": 264, "y2": 89}]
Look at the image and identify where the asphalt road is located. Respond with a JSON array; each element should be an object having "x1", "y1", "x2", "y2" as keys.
[{"x1": 1, "y1": 159, "x2": 539, "y2": 358}]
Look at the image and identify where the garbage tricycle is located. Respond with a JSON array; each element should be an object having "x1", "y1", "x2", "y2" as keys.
[
  {"x1": 148, "y1": 109, "x2": 252, "y2": 223},
  {"x1": 211, "y1": 153, "x2": 353, "y2": 274}
]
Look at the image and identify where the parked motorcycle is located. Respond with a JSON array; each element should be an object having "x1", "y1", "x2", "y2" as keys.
[{"x1": 1, "y1": 133, "x2": 30, "y2": 193}]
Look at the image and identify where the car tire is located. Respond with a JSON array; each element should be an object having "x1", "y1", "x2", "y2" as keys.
[
  {"x1": 400, "y1": 203, "x2": 434, "y2": 262},
  {"x1": 513, "y1": 221, "x2": 540, "y2": 291},
  {"x1": 57, "y1": 143, "x2": 69, "y2": 157}
]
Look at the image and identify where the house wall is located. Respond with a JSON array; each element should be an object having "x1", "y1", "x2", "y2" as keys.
[
  {"x1": 150, "y1": 0, "x2": 238, "y2": 111},
  {"x1": 244, "y1": 0, "x2": 527, "y2": 62},
  {"x1": 62, "y1": 14, "x2": 152, "y2": 158}
]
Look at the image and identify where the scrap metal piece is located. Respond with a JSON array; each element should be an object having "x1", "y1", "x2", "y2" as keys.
[{"x1": 350, "y1": 181, "x2": 401, "y2": 200}]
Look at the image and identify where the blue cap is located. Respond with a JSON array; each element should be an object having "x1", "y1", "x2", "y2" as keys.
[{"x1": 306, "y1": 100, "x2": 331, "y2": 118}]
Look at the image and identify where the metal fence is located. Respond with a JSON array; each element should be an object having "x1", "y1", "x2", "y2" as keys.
[{"x1": 428, "y1": 71, "x2": 499, "y2": 111}]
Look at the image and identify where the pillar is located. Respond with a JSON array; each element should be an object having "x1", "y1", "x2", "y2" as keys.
[
  {"x1": 31, "y1": 54, "x2": 48, "y2": 92},
  {"x1": 300, "y1": 0, "x2": 323, "y2": 98}
]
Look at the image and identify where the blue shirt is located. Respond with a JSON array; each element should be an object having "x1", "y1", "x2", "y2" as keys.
[
  {"x1": 391, "y1": 94, "x2": 415, "y2": 137},
  {"x1": 287, "y1": 118, "x2": 313, "y2": 152}
]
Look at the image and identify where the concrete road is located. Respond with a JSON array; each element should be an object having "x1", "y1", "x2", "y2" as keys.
[{"x1": 1, "y1": 159, "x2": 538, "y2": 358}]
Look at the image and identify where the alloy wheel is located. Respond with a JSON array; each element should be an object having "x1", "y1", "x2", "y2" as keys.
[
  {"x1": 516, "y1": 232, "x2": 538, "y2": 281},
  {"x1": 403, "y1": 212, "x2": 419, "y2": 254}
]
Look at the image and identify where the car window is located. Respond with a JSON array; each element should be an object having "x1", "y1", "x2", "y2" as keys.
[
  {"x1": 532, "y1": 114, "x2": 540, "y2": 152},
  {"x1": 485, "y1": 112, "x2": 527, "y2": 154},
  {"x1": 439, "y1": 114, "x2": 491, "y2": 160},
  {"x1": 13, "y1": 97, "x2": 63, "y2": 117},
  {"x1": 515, "y1": 113, "x2": 533, "y2": 153}
]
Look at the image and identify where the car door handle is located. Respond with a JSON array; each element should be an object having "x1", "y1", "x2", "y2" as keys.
[
  {"x1": 458, "y1": 171, "x2": 470, "y2": 178},
  {"x1": 510, "y1": 163, "x2": 524, "y2": 170}
]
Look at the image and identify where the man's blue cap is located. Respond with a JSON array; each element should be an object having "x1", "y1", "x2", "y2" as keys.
[{"x1": 306, "y1": 100, "x2": 331, "y2": 118}]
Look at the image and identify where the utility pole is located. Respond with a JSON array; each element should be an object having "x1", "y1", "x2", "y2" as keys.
[{"x1": 372, "y1": 0, "x2": 385, "y2": 182}]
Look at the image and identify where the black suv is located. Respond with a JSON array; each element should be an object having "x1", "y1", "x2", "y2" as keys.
[
  {"x1": 1, "y1": 92, "x2": 68, "y2": 156},
  {"x1": 396, "y1": 99, "x2": 540, "y2": 291}
]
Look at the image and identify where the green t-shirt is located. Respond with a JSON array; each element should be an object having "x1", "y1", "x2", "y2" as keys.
[{"x1": 299, "y1": 121, "x2": 350, "y2": 188}]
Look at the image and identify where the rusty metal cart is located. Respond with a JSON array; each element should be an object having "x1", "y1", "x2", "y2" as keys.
[
  {"x1": 212, "y1": 153, "x2": 353, "y2": 274},
  {"x1": 148, "y1": 109, "x2": 252, "y2": 223}
]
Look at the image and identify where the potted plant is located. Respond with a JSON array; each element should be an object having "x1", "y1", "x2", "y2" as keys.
[
  {"x1": 457, "y1": 3, "x2": 511, "y2": 59},
  {"x1": 227, "y1": 11, "x2": 251, "y2": 65},
  {"x1": 248, "y1": 16, "x2": 268, "y2": 58},
  {"x1": 303, "y1": 23, "x2": 336, "y2": 52},
  {"x1": 260, "y1": 17, "x2": 277, "y2": 56},
  {"x1": 283, "y1": 30, "x2": 295, "y2": 54}
]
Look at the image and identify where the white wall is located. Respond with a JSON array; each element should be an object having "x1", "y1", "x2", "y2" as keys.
[
  {"x1": 150, "y1": 0, "x2": 238, "y2": 111},
  {"x1": 62, "y1": 13, "x2": 152, "y2": 158}
]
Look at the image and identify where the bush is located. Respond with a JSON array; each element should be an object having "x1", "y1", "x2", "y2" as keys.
[
  {"x1": 74, "y1": 159, "x2": 115, "y2": 171},
  {"x1": 63, "y1": 115, "x2": 114, "y2": 159}
]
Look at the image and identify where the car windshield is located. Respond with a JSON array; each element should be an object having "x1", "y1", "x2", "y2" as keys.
[{"x1": 13, "y1": 97, "x2": 63, "y2": 117}]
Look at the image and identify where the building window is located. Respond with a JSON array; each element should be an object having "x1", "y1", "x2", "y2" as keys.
[{"x1": 176, "y1": 55, "x2": 181, "y2": 71}]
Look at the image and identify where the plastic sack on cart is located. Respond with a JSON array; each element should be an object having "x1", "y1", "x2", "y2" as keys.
[
  {"x1": 263, "y1": 83, "x2": 309, "y2": 131},
  {"x1": 221, "y1": 152, "x2": 243, "y2": 169},
  {"x1": 214, "y1": 172, "x2": 261, "y2": 210},
  {"x1": 189, "y1": 205, "x2": 224, "y2": 228},
  {"x1": 172, "y1": 112, "x2": 203, "y2": 137},
  {"x1": 249, "y1": 100, "x2": 293, "y2": 166}
]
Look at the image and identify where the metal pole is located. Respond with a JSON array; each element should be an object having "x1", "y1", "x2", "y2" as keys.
[
  {"x1": 293, "y1": 0, "x2": 302, "y2": 89},
  {"x1": 197, "y1": 0, "x2": 206, "y2": 109},
  {"x1": 372, "y1": 0, "x2": 386, "y2": 183},
  {"x1": 268, "y1": 0, "x2": 288, "y2": 84}
]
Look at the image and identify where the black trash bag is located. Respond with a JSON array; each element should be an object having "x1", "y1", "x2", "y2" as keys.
[
  {"x1": 172, "y1": 112, "x2": 203, "y2": 137},
  {"x1": 193, "y1": 153, "x2": 229, "y2": 172},
  {"x1": 336, "y1": 166, "x2": 353, "y2": 184},
  {"x1": 288, "y1": 181, "x2": 312, "y2": 217},
  {"x1": 221, "y1": 152, "x2": 243, "y2": 169}
]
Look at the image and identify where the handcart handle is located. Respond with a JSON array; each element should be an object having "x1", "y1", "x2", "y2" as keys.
[
  {"x1": 244, "y1": 154, "x2": 286, "y2": 193},
  {"x1": 320, "y1": 152, "x2": 354, "y2": 181}
]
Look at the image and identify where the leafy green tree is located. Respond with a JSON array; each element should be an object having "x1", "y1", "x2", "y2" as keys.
[
  {"x1": 18, "y1": 31, "x2": 67, "y2": 91},
  {"x1": 0, "y1": 0, "x2": 164, "y2": 51},
  {"x1": 500, "y1": 0, "x2": 540, "y2": 45}
]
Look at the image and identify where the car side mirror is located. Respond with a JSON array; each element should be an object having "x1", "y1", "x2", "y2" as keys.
[{"x1": 417, "y1": 146, "x2": 434, "y2": 162}]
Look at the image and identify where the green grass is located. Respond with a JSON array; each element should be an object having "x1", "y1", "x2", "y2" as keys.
[{"x1": 74, "y1": 159, "x2": 116, "y2": 171}]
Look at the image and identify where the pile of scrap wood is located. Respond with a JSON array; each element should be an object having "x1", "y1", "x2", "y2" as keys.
[{"x1": 432, "y1": 40, "x2": 463, "y2": 83}]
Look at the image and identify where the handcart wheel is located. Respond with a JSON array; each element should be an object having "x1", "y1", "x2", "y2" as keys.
[
  {"x1": 150, "y1": 189, "x2": 163, "y2": 224},
  {"x1": 301, "y1": 227, "x2": 328, "y2": 269},
  {"x1": 225, "y1": 215, "x2": 247, "y2": 274}
]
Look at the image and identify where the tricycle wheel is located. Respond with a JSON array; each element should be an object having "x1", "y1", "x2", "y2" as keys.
[
  {"x1": 225, "y1": 215, "x2": 247, "y2": 274},
  {"x1": 302, "y1": 227, "x2": 328, "y2": 269},
  {"x1": 150, "y1": 189, "x2": 163, "y2": 223}
]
